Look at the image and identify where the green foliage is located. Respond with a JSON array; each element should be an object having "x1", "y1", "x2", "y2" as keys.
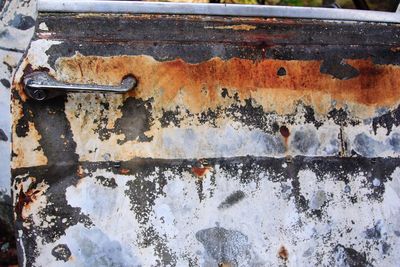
[
  {"x1": 232, "y1": 0, "x2": 323, "y2": 6},
  {"x1": 278, "y1": 0, "x2": 321, "y2": 6},
  {"x1": 237, "y1": 0, "x2": 259, "y2": 4}
]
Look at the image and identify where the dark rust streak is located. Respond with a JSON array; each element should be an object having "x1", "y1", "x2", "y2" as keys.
[
  {"x1": 280, "y1": 125, "x2": 290, "y2": 138},
  {"x1": 14, "y1": 188, "x2": 26, "y2": 221},
  {"x1": 278, "y1": 245, "x2": 289, "y2": 261},
  {"x1": 33, "y1": 32, "x2": 400, "y2": 48},
  {"x1": 36, "y1": 13, "x2": 400, "y2": 47},
  {"x1": 14, "y1": 187, "x2": 41, "y2": 221},
  {"x1": 35, "y1": 37, "x2": 296, "y2": 45},
  {"x1": 280, "y1": 125, "x2": 290, "y2": 151},
  {"x1": 78, "y1": 62, "x2": 83, "y2": 78}
]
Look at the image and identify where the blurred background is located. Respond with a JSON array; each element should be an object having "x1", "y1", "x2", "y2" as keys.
[{"x1": 161, "y1": 0, "x2": 400, "y2": 11}]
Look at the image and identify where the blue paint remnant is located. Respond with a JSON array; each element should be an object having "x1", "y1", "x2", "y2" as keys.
[
  {"x1": 309, "y1": 190, "x2": 327, "y2": 210},
  {"x1": 0, "y1": 79, "x2": 10, "y2": 88},
  {"x1": 353, "y1": 132, "x2": 400, "y2": 157},
  {"x1": 291, "y1": 128, "x2": 319, "y2": 154},
  {"x1": 381, "y1": 242, "x2": 391, "y2": 255},
  {"x1": 218, "y1": 190, "x2": 246, "y2": 209},
  {"x1": 344, "y1": 185, "x2": 351, "y2": 193},
  {"x1": 71, "y1": 227, "x2": 140, "y2": 267},
  {"x1": 365, "y1": 220, "x2": 383, "y2": 240},
  {"x1": 0, "y1": 129, "x2": 7, "y2": 142},
  {"x1": 353, "y1": 133, "x2": 385, "y2": 157},
  {"x1": 196, "y1": 227, "x2": 253, "y2": 266},
  {"x1": 334, "y1": 245, "x2": 371, "y2": 267},
  {"x1": 322, "y1": 138, "x2": 340, "y2": 155},
  {"x1": 389, "y1": 132, "x2": 400, "y2": 152},
  {"x1": 8, "y1": 14, "x2": 35, "y2": 30}
]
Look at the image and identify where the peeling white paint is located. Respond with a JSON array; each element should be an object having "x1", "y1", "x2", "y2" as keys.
[
  {"x1": 14, "y1": 39, "x2": 62, "y2": 82},
  {"x1": 8, "y1": 7, "x2": 400, "y2": 267},
  {"x1": 25, "y1": 166, "x2": 400, "y2": 266},
  {"x1": 38, "y1": 22, "x2": 49, "y2": 31},
  {"x1": 18, "y1": 230, "x2": 26, "y2": 267}
]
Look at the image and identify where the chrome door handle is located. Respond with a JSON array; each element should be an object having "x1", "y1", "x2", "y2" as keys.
[{"x1": 24, "y1": 72, "x2": 137, "y2": 101}]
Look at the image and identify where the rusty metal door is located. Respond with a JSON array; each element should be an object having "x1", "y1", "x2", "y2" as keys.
[{"x1": 11, "y1": 1, "x2": 400, "y2": 266}]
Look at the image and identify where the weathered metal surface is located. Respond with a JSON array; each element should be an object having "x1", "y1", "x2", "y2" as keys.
[
  {"x1": 1, "y1": 0, "x2": 36, "y2": 264},
  {"x1": 12, "y1": 12, "x2": 400, "y2": 266}
]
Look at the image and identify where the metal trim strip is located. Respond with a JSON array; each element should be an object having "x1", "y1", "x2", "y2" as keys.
[{"x1": 38, "y1": 0, "x2": 400, "y2": 23}]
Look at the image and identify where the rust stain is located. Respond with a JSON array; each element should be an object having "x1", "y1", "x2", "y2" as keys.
[
  {"x1": 22, "y1": 63, "x2": 50, "y2": 78},
  {"x1": 77, "y1": 165, "x2": 85, "y2": 178},
  {"x1": 11, "y1": 63, "x2": 50, "y2": 168},
  {"x1": 191, "y1": 160, "x2": 212, "y2": 177},
  {"x1": 11, "y1": 121, "x2": 48, "y2": 169},
  {"x1": 14, "y1": 185, "x2": 44, "y2": 220},
  {"x1": 191, "y1": 166, "x2": 211, "y2": 177},
  {"x1": 120, "y1": 168, "x2": 130, "y2": 174},
  {"x1": 278, "y1": 245, "x2": 289, "y2": 261},
  {"x1": 53, "y1": 54, "x2": 400, "y2": 117},
  {"x1": 73, "y1": 13, "x2": 291, "y2": 24},
  {"x1": 204, "y1": 24, "x2": 257, "y2": 31},
  {"x1": 390, "y1": 47, "x2": 400, "y2": 52},
  {"x1": 280, "y1": 125, "x2": 290, "y2": 138},
  {"x1": 280, "y1": 125, "x2": 290, "y2": 151},
  {"x1": 15, "y1": 188, "x2": 26, "y2": 220}
]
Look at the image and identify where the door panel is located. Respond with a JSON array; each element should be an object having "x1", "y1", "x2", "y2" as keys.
[{"x1": 12, "y1": 11, "x2": 400, "y2": 266}]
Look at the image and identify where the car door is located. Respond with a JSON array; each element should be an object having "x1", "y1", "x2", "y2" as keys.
[{"x1": 11, "y1": 1, "x2": 400, "y2": 266}]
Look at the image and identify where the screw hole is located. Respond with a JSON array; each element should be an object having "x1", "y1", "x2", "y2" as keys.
[{"x1": 277, "y1": 67, "x2": 287, "y2": 76}]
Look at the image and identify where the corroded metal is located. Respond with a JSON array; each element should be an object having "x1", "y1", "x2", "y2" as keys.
[
  {"x1": 0, "y1": 0, "x2": 37, "y2": 264},
  {"x1": 11, "y1": 12, "x2": 400, "y2": 266}
]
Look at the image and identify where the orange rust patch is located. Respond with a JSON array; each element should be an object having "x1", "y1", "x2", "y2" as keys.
[
  {"x1": 77, "y1": 165, "x2": 85, "y2": 178},
  {"x1": 205, "y1": 24, "x2": 257, "y2": 31},
  {"x1": 55, "y1": 55, "x2": 400, "y2": 116},
  {"x1": 120, "y1": 168, "x2": 130, "y2": 174},
  {"x1": 192, "y1": 167, "x2": 208, "y2": 177},
  {"x1": 11, "y1": 121, "x2": 48, "y2": 169},
  {"x1": 391, "y1": 47, "x2": 400, "y2": 52},
  {"x1": 191, "y1": 166, "x2": 211, "y2": 177},
  {"x1": 278, "y1": 245, "x2": 289, "y2": 261}
]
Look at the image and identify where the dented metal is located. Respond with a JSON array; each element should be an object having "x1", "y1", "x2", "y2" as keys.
[{"x1": 11, "y1": 10, "x2": 400, "y2": 267}]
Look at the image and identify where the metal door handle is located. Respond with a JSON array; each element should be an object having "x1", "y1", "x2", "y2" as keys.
[{"x1": 24, "y1": 72, "x2": 137, "y2": 101}]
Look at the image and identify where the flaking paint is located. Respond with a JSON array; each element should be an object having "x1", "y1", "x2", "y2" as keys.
[
  {"x1": 54, "y1": 54, "x2": 400, "y2": 116},
  {"x1": 14, "y1": 163, "x2": 400, "y2": 266},
  {"x1": 12, "y1": 47, "x2": 400, "y2": 165},
  {"x1": 10, "y1": 14, "x2": 400, "y2": 267}
]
